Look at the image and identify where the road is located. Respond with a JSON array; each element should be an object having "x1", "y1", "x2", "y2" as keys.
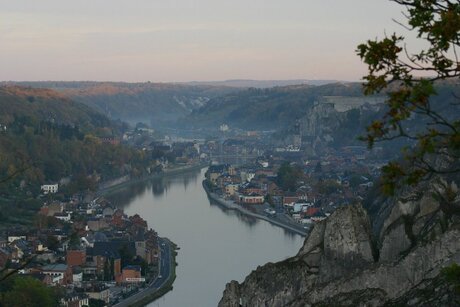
[
  {"x1": 113, "y1": 237, "x2": 173, "y2": 307},
  {"x1": 152, "y1": 238, "x2": 171, "y2": 289}
]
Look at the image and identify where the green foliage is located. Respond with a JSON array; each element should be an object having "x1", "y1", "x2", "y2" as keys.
[
  {"x1": 0, "y1": 86, "x2": 159, "y2": 225},
  {"x1": 277, "y1": 163, "x2": 304, "y2": 192},
  {"x1": 316, "y1": 179, "x2": 341, "y2": 195},
  {"x1": 0, "y1": 276, "x2": 59, "y2": 307},
  {"x1": 442, "y1": 263, "x2": 460, "y2": 293},
  {"x1": 357, "y1": 0, "x2": 460, "y2": 194}
]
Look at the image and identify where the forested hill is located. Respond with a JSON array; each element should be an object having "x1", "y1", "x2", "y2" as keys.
[
  {"x1": 182, "y1": 82, "x2": 365, "y2": 130},
  {"x1": 0, "y1": 85, "x2": 119, "y2": 133},
  {"x1": 0, "y1": 86, "x2": 153, "y2": 225},
  {"x1": 6, "y1": 81, "x2": 239, "y2": 127}
]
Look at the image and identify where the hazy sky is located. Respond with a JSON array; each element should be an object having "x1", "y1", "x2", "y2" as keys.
[{"x1": 0, "y1": 0, "x2": 416, "y2": 82}]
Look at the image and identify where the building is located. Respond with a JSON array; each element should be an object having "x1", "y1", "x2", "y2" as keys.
[
  {"x1": 67, "y1": 250, "x2": 86, "y2": 267},
  {"x1": 99, "y1": 137, "x2": 120, "y2": 145},
  {"x1": 225, "y1": 184, "x2": 239, "y2": 197},
  {"x1": 54, "y1": 212, "x2": 71, "y2": 222},
  {"x1": 61, "y1": 293, "x2": 89, "y2": 307},
  {"x1": 85, "y1": 285, "x2": 110, "y2": 304},
  {"x1": 239, "y1": 193, "x2": 264, "y2": 204},
  {"x1": 41, "y1": 184, "x2": 59, "y2": 194},
  {"x1": 41, "y1": 263, "x2": 73, "y2": 285},
  {"x1": 118, "y1": 265, "x2": 144, "y2": 283}
]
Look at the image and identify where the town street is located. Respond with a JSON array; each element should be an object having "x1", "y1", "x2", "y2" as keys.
[{"x1": 113, "y1": 237, "x2": 173, "y2": 307}]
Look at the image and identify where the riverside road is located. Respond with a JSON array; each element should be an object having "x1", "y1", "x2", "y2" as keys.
[{"x1": 113, "y1": 237, "x2": 173, "y2": 307}]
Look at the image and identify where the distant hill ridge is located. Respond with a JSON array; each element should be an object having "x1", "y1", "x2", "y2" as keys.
[
  {"x1": 0, "y1": 85, "x2": 112, "y2": 131},
  {"x1": 3, "y1": 81, "x2": 239, "y2": 127},
  {"x1": 182, "y1": 79, "x2": 340, "y2": 88}
]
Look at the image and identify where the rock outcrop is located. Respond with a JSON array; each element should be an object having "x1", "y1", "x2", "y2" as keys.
[{"x1": 219, "y1": 177, "x2": 460, "y2": 306}]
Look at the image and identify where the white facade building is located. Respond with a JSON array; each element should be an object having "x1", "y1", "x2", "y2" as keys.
[{"x1": 41, "y1": 184, "x2": 59, "y2": 194}]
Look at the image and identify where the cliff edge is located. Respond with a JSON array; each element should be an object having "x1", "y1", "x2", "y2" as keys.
[{"x1": 219, "y1": 177, "x2": 460, "y2": 306}]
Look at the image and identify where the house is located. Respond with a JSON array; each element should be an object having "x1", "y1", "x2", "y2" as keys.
[
  {"x1": 283, "y1": 196, "x2": 299, "y2": 207},
  {"x1": 225, "y1": 184, "x2": 239, "y2": 197},
  {"x1": 255, "y1": 169, "x2": 276, "y2": 177},
  {"x1": 54, "y1": 212, "x2": 71, "y2": 222},
  {"x1": 67, "y1": 250, "x2": 86, "y2": 267},
  {"x1": 10, "y1": 239, "x2": 32, "y2": 260},
  {"x1": 87, "y1": 218, "x2": 109, "y2": 231},
  {"x1": 41, "y1": 263, "x2": 73, "y2": 285},
  {"x1": 85, "y1": 285, "x2": 110, "y2": 304},
  {"x1": 41, "y1": 184, "x2": 59, "y2": 194},
  {"x1": 206, "y1": 164, "x2": 229, "y2": 184},
  {"x1": 61, "y1": 292, "x2": 89, "y2": 307},
  {"x1": 7, "y1": 234, "x2": 26, "y2": 243},
  {"x1": 304, "y1": 207, "x2": 320, "y2": 217},
  {"x1": 240, "y1": 170, "x2": 255, "y2": 183},
  {"x1": 293, "y1": 202, "x2": 313, "y2": 213},
  {"x1": 72, "y1": 266, "x2": 83, "y2": 286},
  {"x1": 118, "y1": 265, "x2": 144, "y2": 283},
  {"x1": 239, "y1": 193, "x2": 264, "y2": 204},
  {"x1": 86, "y1": 241, "x2": 128, "y2": 278},
  {"x1": 129, "y1": 214, "x2": 148, "y2": 231}
]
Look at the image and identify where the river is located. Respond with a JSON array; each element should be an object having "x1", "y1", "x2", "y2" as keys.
[{"x1": 106, "y1": 167, "x2": 304, "y2": 307}]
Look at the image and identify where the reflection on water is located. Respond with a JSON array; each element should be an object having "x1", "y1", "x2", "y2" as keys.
[
  {"x1": 107, "y1": 168, "x2": 201, "y2": 208},
  {"x1": 106, "y1": 168, "x2": 304, "y2": 307}
]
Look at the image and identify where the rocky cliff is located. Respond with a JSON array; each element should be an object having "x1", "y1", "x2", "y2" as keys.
[{"x1": 219, "y1": 176, "x2": 460, "y2": 306}]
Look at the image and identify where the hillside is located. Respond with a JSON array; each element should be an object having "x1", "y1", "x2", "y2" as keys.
[
  {"x1": 183, "y1": 83, "x2": 367, "y2": 131},
  {"x1": 0, "y1": 86, "x2": 152, "y2": 225},
  {"x1": 6, "y1": 81, "x2": 239, "y2": 127},
  {"x1": 0, "y1": 85, "x2": 114, "y2": 132}
]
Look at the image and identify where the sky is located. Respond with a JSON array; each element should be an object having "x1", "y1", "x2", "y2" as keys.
[{"x1": 0, "y1": 0, "x2": 417, "y2": 82}]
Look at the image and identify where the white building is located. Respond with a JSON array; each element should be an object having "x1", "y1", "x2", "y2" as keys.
[
  {"x1": 7, "y1": 235, "x2": 26, "y2": 243},
  {"x1": 54, "y1": 212, "x2": 71, "y2": 222},
  {"x1": 41, "y1": 264, "x2": 69, "y2": 285},
  {"x1": 219, "y1": 124, "x2": 229, "y2": 132},
  {"x1": 41, "y1": 184, "x2": 59, "y2": 194}
]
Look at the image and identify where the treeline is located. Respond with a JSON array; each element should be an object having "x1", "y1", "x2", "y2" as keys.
[
  {"x1": 0, "y1": 118, "x2": 151, "y2": 197},
  {"x1": 0, "y1": 86, "x2": 156, "y2": 203}
]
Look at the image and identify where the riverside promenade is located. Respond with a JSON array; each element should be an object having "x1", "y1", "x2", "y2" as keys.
[{"x1": 203, "y1": 182, "x2": 308, "y2": 237}]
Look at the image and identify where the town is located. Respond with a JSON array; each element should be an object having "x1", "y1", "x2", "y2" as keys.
[
  {"x1": 0, "y1": 184, "x2": 176, "y2": 306},
  {"x1": 0, "y1": 117, "x2": 391, "y2": 306},
  {"x1": 202, "y1": 132, "x2": 386, "y2": 234}
]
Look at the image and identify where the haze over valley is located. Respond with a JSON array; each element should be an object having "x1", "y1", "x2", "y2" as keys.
[{"x1": 1, "y1": 1, "x2": 460, "y2": 307}]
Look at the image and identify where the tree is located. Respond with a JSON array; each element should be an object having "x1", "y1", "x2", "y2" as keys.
[
  {"x1": 0, "y1": 276, "x2": 59, "y2": 307},
  {"x1": 357, "y1": 0, "x2": 460, "y2": 194},
  {"x1": 277, "y1": 163, "x2": 304, "y2": 192}
]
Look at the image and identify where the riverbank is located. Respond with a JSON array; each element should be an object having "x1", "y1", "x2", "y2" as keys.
[
  {"x1": 113, "y1": 238, "x2": 178, "y2": 307},
  {"x1": 202, "y1": 182, "x2": 308, "y2": 237},
  {"x1": 99, "y1": 165, "x2": 199, "y2": 306},
  {"x1": 97, "y1": 162, "x2": 208, "y2": 196}
]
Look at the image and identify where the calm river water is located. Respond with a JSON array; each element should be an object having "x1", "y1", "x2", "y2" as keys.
[{"x1": 107, "y1": 168, "x2": 304, "y2": 307}]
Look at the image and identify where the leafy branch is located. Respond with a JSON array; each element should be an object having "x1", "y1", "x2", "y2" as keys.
[{"x1": 357, "y1": 0, "x2": 460, "y2": 194}]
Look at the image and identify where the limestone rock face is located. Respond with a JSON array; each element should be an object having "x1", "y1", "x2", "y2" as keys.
[
  {"x1": 319, "y1": 205, "x2": 374, "y2": 283},
  {"x1": 378, "y1": 221, "x2": 412, "y2": 262},
  {"x1": 219, "y1": 177, "x2": 460, "y2": 307}
]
